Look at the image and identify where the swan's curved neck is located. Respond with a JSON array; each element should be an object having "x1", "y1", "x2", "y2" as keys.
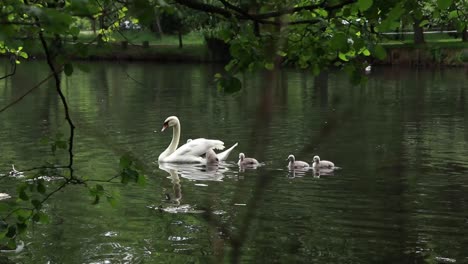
[
  {"x1": 159, "y1": 120, "x2": 180, "y2": 161},
  {"x1": 168, "y1": 121, "x2": 180, "y2": 154}
]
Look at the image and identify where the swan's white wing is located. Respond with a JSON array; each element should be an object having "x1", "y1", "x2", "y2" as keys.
[
  {"x1": 166, "y1": 138, "x2": 224, "y2": 162},
  {"x1": 216, "y1": 142, "x2": 238, "y2": 161}
]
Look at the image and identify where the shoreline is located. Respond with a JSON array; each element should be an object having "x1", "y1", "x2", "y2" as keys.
[{"x1": 5, "y1": 42, "x2": 468, "y2": 66}]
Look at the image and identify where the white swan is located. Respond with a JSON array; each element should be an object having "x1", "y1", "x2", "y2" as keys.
[
  {"x1": 365, "y1": 65, "x2": 372, "y2": 74},
  {"x1": 287, "y1": 154, "x2": 310, "y2": 170},
  {"x1": 312, "y1": 155, "x2": 335, "y2": 169},
  {"x1": 238, "y1": 153, "x2": 260, "y2": 167},
  {"x1": 158, "y1": 116, "x2": 235, "y2": 163}
]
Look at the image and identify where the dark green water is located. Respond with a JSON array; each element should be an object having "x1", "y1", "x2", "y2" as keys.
[{"x1": 1, "y1": 60, "x2": 467, "y2": 263}]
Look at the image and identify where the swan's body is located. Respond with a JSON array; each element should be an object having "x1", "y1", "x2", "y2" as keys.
[
  {"x1": 312, "y1": 155, "x2": 335, "y2": 169},
  {"x1": 238, "y1": 153, "x2": 259, "y2": 167},
  {"x1": 287, "y1": 155, "x2": 309, "y2": 170}
]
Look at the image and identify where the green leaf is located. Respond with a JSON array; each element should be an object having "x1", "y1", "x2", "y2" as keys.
[
  {"x1": 37, "y1": 8, "x2": 73, "y2": 34},
  {"x1": 15, "y1": 209, "x2": 31, "y2": 221},
  {"x1": 5, "y1": 225, "x2": 16, "y2": 238},
  {"x1": 32, "y1": 213, "x2": 40, "y2": 222},
  {"x1": 419, "y1": 20, "x2": 430, "y2": 27},
  {"x1": 29, "y1": 211, "x2": 49, "y2": 224},
  {"x1": 0, "y1": 229, "x2": 7, "y2": 240},
  {"x1": 37, "y1": 181, "x2": 46, "y2": 194},
  {"x1": 96, "y1": 184, "x2": 104, "y2": 193},
  {"x1": 373, "y1": 45, "x2": 387, "y2": 60},
  {"x1": 218, "y1": 29, "x2": 231, "y2": 40},
  {"x1": 92, "y1": 195, "x2": 100, "y2": 205},
  {"x1": 338, "y1": 52, "x2": 349, "y2": 61},
  {"x1": 264, "y1": 62, "x2": 274, "y2": 70},
  {"x1": 377, "y1": 3, "x2": 404, "y2": 31},
  {"x1": 106, "y1": 196, "x2": 117, "y2": 207},
  {"x1": 448, "y1": 10, "x2": 458, "y2": 19},
  {"x1": 64, "y1": 63, "x2": 73, "y2": 76},
  {"x1": 19, "y1": 190, "x2": 29, "y2": 201},
  {"x1": 276, "y1": 50, "x2": 287, "y2": 57},
  {"x1": 31, "y1": 199, "x2": 42, "y2": 210},
  {"x1": 119, "y1": 154, "x2": 132, "y2": 169},
  {"x1": 362, "y1": 49, "x2": 371, "y2": 56},
  {"x1": 330, "y1": 32, "x2": 348, "y2": 52},
  {"x1": 121, "y1": 168, "x2": 139, "y2": 184},
  {"x1": 38, "y1": 212, "x2": 49, "y2": 224},
  {"x1": 137, "y1": 174, "x2": 146, "y2": 186},
  {"x1": 17, "y1": 223, "x2": 27, "y2": 235},
  {"x1": 315, "y1": 8, "x2": 328, "y2": 17},
  {"x1": 19, "y1": 51, "x2": 28, "y2": 59},
  {"x1": 217, "y1": 76, "x2": 242, "y2": 94},
  {"x1": 357, "y1": 0, "x2": 373, "y2": 11},
  {"x1": 70, "y1": 26, "x2": 80, "y2": 37},
  {"x1": 437, "y1": 0, "x2": 452, "y2": 9},
  {"x1": 6, "y1": 239, "x2": 17, "y2": 250}
]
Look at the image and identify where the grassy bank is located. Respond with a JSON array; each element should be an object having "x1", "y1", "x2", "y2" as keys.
[
  {"x1": 378, "y1": 39, "x2": 468, "y2": 66},
  {"x1": 16, "y1": 30, "x2": 468, "y2": 66},
  {"x1": 22, "y1": 31, "x2": 225, "y2": 62}
]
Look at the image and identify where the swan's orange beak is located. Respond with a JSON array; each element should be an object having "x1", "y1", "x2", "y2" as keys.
[{"x1": 161, "y1": 122, "x2": 168, "y2": 132}]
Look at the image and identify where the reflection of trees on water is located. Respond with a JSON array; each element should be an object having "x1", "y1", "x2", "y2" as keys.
[{"x1": 4, "y1": 60, "x2": 468, "y2": 262}]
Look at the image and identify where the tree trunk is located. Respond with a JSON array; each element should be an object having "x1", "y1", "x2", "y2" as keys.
[
  {"x1": 178, "y1": 30, "x2": 183, "y2": 49},
  {"x1": 463, "y1": 25, "x2": 468, "y2": 42},
  {"x1": 152, "y1": 15, "x2": 163, "y2": 39},
  {"x1": 99, "y1": 16, "x2": 104, "y2": 31},
  {"x1": 412, "y1": 18, "x2": 425, "y2": 44},
  {"x1": 91, "y1": 18, "x2": 96, "y2": 35}
]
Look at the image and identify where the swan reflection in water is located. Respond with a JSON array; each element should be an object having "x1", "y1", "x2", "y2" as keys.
[
  {"x1": 159, "y1": 162, "x2": 229, "y2": 182},
  {"x1": 156, "y1": 162, "x2": 231, "y2": 213},
  {"x1": 287, "y1": 167, "x2": 335, "y2": 179}
]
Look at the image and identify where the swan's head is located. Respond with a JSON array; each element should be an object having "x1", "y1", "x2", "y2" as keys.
[
  {"x1": 313, "y1": 155, "x2": 320, "y2": 163},
  {"x1": 287, "y1": 154, "x2": 295, "y2": 162},
  {"x1": 239, "y1": 153, "x2": 245, "y2": 160},
  {"x1": 161, "y1": 116, "x2": 179, "y2": 132}
]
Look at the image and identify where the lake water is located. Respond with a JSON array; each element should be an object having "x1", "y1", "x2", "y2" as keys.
[{"x1": 1, "y1": 60, "x2": 467, "y2": 263}]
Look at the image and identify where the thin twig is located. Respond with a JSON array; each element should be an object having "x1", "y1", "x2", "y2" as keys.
[
  {"x1": 37, "y1": 32, "x2": 76, "y2": 178},
  {"x1": 0, "y1": 72, "x2": 56, "y2": 114},
  {"x1": 0, "y1": 56, "x2": 17, "y2": 80}
]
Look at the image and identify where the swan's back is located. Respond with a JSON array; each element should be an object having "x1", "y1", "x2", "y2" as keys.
[
  {"x1": 290, "y1": 160, "x2": 310, "y2": 169},
  {"x1": 164, "y1": 138, "x2": 224, "y2": 163},
  {"x1": 313, "y1": 160, "x2": 335, "y2": 169}
]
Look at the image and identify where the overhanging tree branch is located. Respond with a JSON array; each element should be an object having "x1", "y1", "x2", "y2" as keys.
[
  {"x1": 37, "y1": 31, "x2": 76, "y2": 178},
  {"x1": 254, "y1": 0, "x2": 357, "y2": 19},
  {"x1": 174, "y1": 0, "x2": 358, "y2": 23},
  {"x1": 0, "y1": 56, "x2": 17, "y2": 80}
]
